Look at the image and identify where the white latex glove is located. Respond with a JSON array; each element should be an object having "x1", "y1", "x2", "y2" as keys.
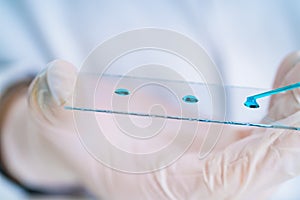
[{"x1": 1, "y1": 54, "x2": 300, "y2": 199}]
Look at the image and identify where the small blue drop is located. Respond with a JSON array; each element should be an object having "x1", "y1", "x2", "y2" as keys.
[
  {"x1": 244, "y1": 97, "x2": 259, "y2": 108},
  {"x1": 182, "y1": 95, "x2": 198, "y2": 103},
  {"x1": 114, "y1": 88, "x2": 130, "y2": 96}
]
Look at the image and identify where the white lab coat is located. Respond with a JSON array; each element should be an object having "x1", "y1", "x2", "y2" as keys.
[{"x1": 1, "y1": 0, "x2": 300, "y2": 199}]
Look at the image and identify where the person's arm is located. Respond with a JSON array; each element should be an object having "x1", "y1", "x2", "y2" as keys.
[{"x1": 0, "y1": 61, "x2": 84, "y2": 196}]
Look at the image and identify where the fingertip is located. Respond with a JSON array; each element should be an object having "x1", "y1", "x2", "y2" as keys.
[
  {"x1": 46, "y1": 60, "x2": 78, "y2": 106},
  {"x1": 288, "y1": 63, "x2": 300, "y2": 104},
  {"x1": 273, "y1": 51, "x2": 300, "y2": 88},
  {"x1": 269, "y1": 62, "x2": 300, "y2": 119}
]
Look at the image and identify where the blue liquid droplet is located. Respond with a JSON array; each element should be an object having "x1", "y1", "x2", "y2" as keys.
[
  {"x1": 114, "y1": 88, "x2": 130, "y2": 96},
  {"x1": 244, "y1": 97, "x2": 259, "y2": 108},
  {"x1": 182, "y1": 95, "x2": 198, "y2": 103}
]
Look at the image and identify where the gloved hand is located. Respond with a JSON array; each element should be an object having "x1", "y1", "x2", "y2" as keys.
[
  {"x1": 1, "y1": 53, "x2": 300, "y2": 199},
  {"x1": 268, "y1": 51, "x2": 300, "y2": 120}
]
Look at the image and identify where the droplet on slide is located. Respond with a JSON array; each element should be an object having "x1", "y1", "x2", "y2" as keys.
[
  {"x1": 114, "y1": 88, "x2": 130, "y2": 96},
  {"x1": 182, "y1": 95, "x2": 198, "y2": 103},
  {"x1": 244, "y1": 97, "x2": 259, "y2": 108}
]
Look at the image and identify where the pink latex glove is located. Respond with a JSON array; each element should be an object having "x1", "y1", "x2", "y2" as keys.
[{"x1": 2, "y1": 53, "x2": 300, "y2": 199}]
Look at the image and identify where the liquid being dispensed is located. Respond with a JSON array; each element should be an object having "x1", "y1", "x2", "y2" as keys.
[{"x1": 244, "y1": 82, "x2": 300, "y2": 109}]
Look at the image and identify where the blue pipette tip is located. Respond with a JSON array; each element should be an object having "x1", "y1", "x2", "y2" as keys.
[
  {"x1": 244, "y1": 82, "x2": 300, "y2": 109},
  {"x1": 244, "y1": 97, "x2": 259, "y2": 108}
]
